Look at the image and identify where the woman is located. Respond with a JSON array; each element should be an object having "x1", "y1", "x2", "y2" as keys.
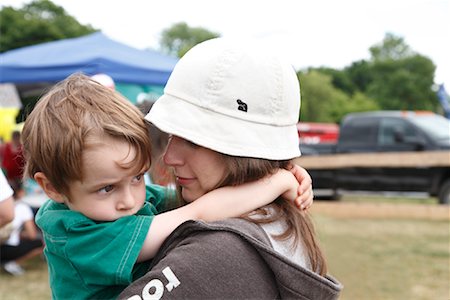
[{"x1": 120, "y1": 38, "x2": 342, "y2": 299}]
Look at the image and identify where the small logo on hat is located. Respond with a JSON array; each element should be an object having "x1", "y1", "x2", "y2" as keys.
[{"x1": 237, "y1": 99, "x2": 248, "y2": 112}]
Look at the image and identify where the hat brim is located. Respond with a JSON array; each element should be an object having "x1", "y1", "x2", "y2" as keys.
[{"x1": 146, "y1": 94, "x2": 301, "y2": 160}]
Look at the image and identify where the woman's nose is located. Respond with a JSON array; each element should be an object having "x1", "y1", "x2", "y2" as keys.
[{"x1": 163, "y1": 136, "x2": 184, "y2": 166}]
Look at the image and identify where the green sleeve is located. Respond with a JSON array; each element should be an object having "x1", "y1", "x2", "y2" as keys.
[
  {"x1": 65, "y1": 214, "x2": 153, "y2": 286},
  {"x1": 146, "y1": 184, "x2": 180, "y2": 213}
]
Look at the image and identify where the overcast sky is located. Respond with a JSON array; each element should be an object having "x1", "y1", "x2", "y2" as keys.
[{"x1": 2, "y1": 0, "x2": 449, "y2": 89}]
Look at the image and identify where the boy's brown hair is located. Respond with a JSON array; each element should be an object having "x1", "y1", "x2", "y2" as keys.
[{"x1": 22, "y1": 73, "x2": 152, "y2": 195}]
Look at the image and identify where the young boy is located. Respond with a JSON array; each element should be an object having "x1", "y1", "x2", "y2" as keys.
[{"x1": 22, "y1": 74, "x2": 308, "y2": 299}]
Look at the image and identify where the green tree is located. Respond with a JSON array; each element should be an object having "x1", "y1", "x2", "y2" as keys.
[
  {"x1": 299, "y1": 70, "x2": 379, "y2": 123},
  {"x1": 312, "y1": 67, "x2": 357, "y2": 95},
  {"x1": 344, "y1": 60, "x2": 374, "y2": 93},
  {"x1": 0, "y1": 0, "x2": 96, "y2": 52},
  {"x1": 298, "y1": 70, "x2": 347, "y2": 123},
  {"x1": 366, "y1": 33, "x2": 437, "y2": 110},
  {"x1": 159, "y1": 22, "x2": 220, "y2": 58},
  {"x1": 369, "y1": 32, "x2": 413, "y2": 61},
  {"x1": 367, "y1": 55, "x2": 437, "y2": 110}
]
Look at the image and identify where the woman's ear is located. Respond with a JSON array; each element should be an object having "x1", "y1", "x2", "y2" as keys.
[{"x1": 34, "y1": 172, "x2": 66, "y2": 203}]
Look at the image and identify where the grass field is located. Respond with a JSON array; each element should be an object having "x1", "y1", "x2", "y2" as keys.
[{"x1": 1, "y1": 195, "x2": 449, "y2": 300}]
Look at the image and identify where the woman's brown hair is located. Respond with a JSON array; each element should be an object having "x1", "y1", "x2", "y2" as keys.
[{"x1": 216, "y1": 156, "x2": 328, "y2": 276}]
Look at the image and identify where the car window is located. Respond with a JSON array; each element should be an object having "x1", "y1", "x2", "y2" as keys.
[
  {"x1": 409, "y1": 114, "x2": 450, "y2": 142},
  {"x1": 340, "y1": 117, "x2": 378, "y2": 146},
  {"x1": 378, "y1": 118, "x2": 417, "y2": 146}
]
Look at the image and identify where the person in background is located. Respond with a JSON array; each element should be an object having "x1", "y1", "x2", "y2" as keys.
[
  {"x1": 0, "y1": 137, "x2": 6, "y2": 168},
  {"x1": 0, "y1": 181, "x2": 43, "y2": 276},
  {"x1": 136, "y1": 100, "x2": 172, "y2": 186},
  {"x1": 120, "y1": 38, "x2": 342, "y2": 299},
  {"x1": 21, "y1": 74, "x2": 312, "y2": 299},
  {"x1": 1, "y1": 130, "x2": 25, "y2": 193},
  {"x1": 0, "y1": 170, "x2": 14, "y2": 228}
]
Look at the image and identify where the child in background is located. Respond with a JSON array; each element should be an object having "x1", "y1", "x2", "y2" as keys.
[
  {"x1": 0, "y1": 170, "x2": 14, "y2": 228},
  {"x1": 0, "y1": 181, "x2": 43, "y2": 276},
  {"x1": 21, "y1": 74, "x2": 311, "y2": 299}
]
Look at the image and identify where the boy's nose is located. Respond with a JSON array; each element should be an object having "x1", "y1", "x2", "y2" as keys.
[{"x1": 117, "y1": 190, "x2": 136, "y2": 210}]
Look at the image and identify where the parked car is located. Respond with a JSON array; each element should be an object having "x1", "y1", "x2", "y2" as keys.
[
  {"x1": 296, "y1": 111, "x2": 450, "y2": 204},
  {"x1": 297, "y1": 122, "x2": 339, "y2": 145}
]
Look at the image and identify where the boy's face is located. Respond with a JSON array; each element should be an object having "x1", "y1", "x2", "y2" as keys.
[{"x1": 65, "y1": 136, "x2": 147, "y2": 221}]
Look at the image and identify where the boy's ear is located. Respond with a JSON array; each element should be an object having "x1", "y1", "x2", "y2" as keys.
[{"x1": 34, "y1": 172, "x2": 66, "y2": 203}]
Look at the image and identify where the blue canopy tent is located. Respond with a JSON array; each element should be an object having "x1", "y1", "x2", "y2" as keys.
[{"x1": 0, "y1": 32, "x2": 178, "y2": 103}]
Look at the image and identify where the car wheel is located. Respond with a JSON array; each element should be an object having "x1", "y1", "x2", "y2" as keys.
[{"x1": 438, "y1": 179, "x2": 450, "y2": 205}]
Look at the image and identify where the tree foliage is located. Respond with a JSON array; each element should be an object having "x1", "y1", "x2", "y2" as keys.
[
  {"x1": 369, "y1": 33, "x2": 413, "y2": 61},
  {"x1": 344, "y1": 60, "x2": 374, "y2": 93},
  {"x1": 308, "y1": 33, "x2": 438, "y2": 119},
  {"x1": 159, "y1": 22, "x2": 220, "y2": 58},
  {"x1": 366, "y1": 54, "x2": 437, "y2": 110},
  {"x1": 313, "y1": 67, "x2": 357, "y2": 95},
  {"x1": 0, "y1": 0, "x2": 96, "y2": 52},
  {"x1": 298, "y1": 71, "x2": 379, "y2": 123},
  {"x1": 363, "y1": 34, "x2": 437, "y2": 111}
]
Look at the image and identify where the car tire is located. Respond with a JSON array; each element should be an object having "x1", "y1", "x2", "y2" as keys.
[{"x1": 438, "y1": 179, "x2": 450, "y2": 205}]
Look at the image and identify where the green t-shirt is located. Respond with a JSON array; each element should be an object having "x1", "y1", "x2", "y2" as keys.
[{"x1": 36, "y1": 184, "x2": 173, "y2": 299}]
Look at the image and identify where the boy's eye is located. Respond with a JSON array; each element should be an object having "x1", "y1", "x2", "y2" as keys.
[
  {"x1": 132, "y1": 174, "x2": 144, "y2": 183},
  {"x1": 98, "y1": 185, "x2": 114, "y2": 194}
]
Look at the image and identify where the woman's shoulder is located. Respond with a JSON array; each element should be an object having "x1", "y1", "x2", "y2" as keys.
[
  {"x1": 202, "y1": 218, "x2": 272, "y2": 244},
  {"x1": 119, "y1": 219, "x2": 281, "y2": 299},
  {"x1": 170, "y1": 219, "x2": 342, "y2": 298},
  {"x1": 151, "y1": 218, "x2": 272, "y2": 257},
  {"x1": 145, "y1": 219, "x2": 269, "y2": 264},
  {"x1": 120, "y1": 219, "x2": 342, "y2": 299}
]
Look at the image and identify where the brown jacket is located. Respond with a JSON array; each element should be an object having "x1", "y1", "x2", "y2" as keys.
[{"x1": 119, "y1": 218, "x2": 342, "y2": 299}]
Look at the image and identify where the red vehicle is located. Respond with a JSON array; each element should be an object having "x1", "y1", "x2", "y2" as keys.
[{"x1": 297, "y1": 122, "x2": 339, "y2": 144}]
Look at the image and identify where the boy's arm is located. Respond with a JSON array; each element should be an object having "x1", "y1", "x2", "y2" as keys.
[{"x1": 137, "y1": 169, "x2": 298, "y2": 262}]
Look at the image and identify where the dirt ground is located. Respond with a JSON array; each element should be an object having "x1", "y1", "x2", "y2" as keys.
[{"x1": 311, "y1": 201, "x2": 450, "y2": 220}]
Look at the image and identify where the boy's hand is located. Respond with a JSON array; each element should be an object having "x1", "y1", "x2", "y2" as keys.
[
  {"x1": 279, "y1": 169, "x2": 301, "y2": 205},
  {"x1": 288, "y1": 164, "x2": 313, "y2": 210}
]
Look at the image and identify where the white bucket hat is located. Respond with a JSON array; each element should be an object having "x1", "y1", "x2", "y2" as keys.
[{"x1": 146, "y1": 38, "x2": 301, "y2": 160}]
